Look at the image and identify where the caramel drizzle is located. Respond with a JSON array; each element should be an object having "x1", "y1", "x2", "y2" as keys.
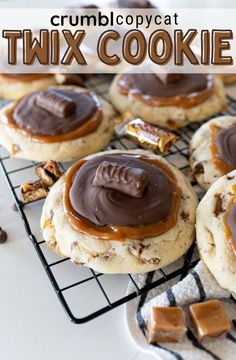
[
  {"x1": 210, "y1": 123, "x2": 235, "y2": 174},
  {"x1": 223, "y1": 184, "x2": 236, "y2": 257},
  {"x1": 0, "y1": 73, "x2": 54, "y2": 82},
  {"x1": 63, "y1": 155, "x2": 182, "y2": 241},
  {"x1": 118, "y1": 75, "x2": 215, "y2": 109},
  {"x1": 1, "y1": 93, "x2": 103, "y2": 144}
]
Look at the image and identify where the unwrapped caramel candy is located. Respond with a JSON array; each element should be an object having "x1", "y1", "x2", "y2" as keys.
[
  {"x1": 148, "y1": 307, "x2": 186, "y2": 344},
  {"x1": 189, "y1": 300, "x2": 230, "y2": 341}
]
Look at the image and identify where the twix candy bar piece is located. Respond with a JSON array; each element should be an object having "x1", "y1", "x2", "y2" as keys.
[
  {"x1": 115, "y1": 115, "x2": 177, "y2": 153},
  {"x1": 34, "y1": 160, "x2": 62, "y2": 187},
  {"x1": 36, "y1": 89, "x2": 76, "y2": 118},
  {"x1": 21, "y1": 180, "x2": 49, "y2": 203},
  {"x1": 93, "y1": 161, "x2": 149, "y2": 198}
]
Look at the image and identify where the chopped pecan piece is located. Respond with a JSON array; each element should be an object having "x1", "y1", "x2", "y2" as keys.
[
  {"x1": 34, "y1": 160, "x2": 62, "y2": 187},
  {"x1": 21, "y1": 180, "x2": 49, "y2": 203}
]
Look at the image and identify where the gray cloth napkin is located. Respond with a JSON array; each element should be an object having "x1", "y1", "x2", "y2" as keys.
[{"x1": 126, "y1": 260, "x2": 236, "y2": 360}]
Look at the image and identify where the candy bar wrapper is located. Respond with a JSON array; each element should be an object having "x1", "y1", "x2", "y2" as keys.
[
  {"x1": 114, "y1": 116, "x2": 177, "y2": 153},
  {"x1": 125, "y1": 260, "x2": 236, "y2": 360}
]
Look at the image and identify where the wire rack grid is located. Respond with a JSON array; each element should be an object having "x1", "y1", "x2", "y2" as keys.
[{"x1": 1, "y1": 75, "x2": 236, "y2": 324}]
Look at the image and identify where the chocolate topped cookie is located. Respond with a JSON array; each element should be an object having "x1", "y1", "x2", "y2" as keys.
[
  {"x1": 0, "y1": 73, "x2": 57, "y2": 100},
  {"x1": 41, "y1": 149, "x2": 198, "y2": 273},
  {"x1": 0, "y1": 86, "x2": 115, "y2": 161},
  {"x1": 196, "y1": 169, "x2": 236, "y2": 296},
  {"x1": 190, "y1": 115, "x2": 236, "y2": 190},
  {"x1": 110, "y1": 73, "x2": 226, "y2": 129}
]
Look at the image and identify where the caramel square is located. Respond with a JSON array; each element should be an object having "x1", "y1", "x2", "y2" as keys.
[
  {"x1": 189, "y1": 300, "x2": 230, "y2": 341},
  {"x1": 148, "y1": 307, "x2": 186, "y2": 344}
]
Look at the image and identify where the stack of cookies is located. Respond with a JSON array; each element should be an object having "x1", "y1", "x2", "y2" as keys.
[{"x1": 1, "y1": 61, "x2": 236, "y2": 353}]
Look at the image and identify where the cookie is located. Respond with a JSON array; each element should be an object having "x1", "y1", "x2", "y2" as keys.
[
  {"x1": 222, "y1": 74, "x2": 236, "y2": 85},
  {"x1": 109, "y1": 73, "x2": 226, "y2": 129},
  {"x1": 0, "y1": 73, "x2": 57, "y2": 100},
  {"x1": 0, "y1": 86, "x2": 114, "y2": 162},
  {"x1": 196, "y1": 170, "x2": 236, "y2": 297},
  {"x1": 190, "y1": 115, "x2": 236, "y2": 190},
  {"x1": 41, "y1": 149, "x2": 198, "y2": 274}
]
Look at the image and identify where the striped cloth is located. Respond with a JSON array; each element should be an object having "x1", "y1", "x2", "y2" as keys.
[{"x1": 126, "y1": 261, "x2": 236, "y2": 360}]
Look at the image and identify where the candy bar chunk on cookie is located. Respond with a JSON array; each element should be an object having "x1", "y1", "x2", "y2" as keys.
[
  {"x1": 41, "y1": 149, "x2": 198, "y2": 274},
  {"x1": 0, "y1": 86, "x2": 115, "y2": 162},
  {"x1": 190, "y1": 115, "x2": 236, "y2": 190},
  {"x1": 196, "y1": 169, "x2": 236, "y2": 296}
]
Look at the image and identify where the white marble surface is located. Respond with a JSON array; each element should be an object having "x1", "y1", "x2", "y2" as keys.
[{"x1": 0, "y1": 172, "x2": 155, "y2": 360}]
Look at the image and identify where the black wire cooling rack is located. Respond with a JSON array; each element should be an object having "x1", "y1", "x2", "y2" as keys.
[{"x1": 1, "y1": 75, "x2": 236, "y2": 324}]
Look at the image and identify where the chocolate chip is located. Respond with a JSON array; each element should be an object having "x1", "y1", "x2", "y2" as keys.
[
  {"x1": 193, "y1": 162, "x2": 204, "y2": 176},
  {"x1": 227, "y1": 175, "x2": 235, "y2": 180},
  {"x1": 214, "y1": 194, "x2": 224, "y2": 217},
  {"x1": 181, "y1": 211, "x2": 189, "y2": 221},
  {"x1": 0, "y1": 227, "x2": 8, "y2": 244},
  {"x1": 233, "y1": 319, "x2": 236, "y2": 329}
]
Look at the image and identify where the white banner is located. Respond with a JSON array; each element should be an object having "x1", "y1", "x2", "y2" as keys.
[{"x1": 0, "y1": 8, "x2": 235, "y2": 73}]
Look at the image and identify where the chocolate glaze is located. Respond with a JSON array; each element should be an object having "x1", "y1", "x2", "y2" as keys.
[
  {"x1": 226, "y1": 202, "x2": 236, "y2": 243},
  {"x1": 226, "y1": 200, "x2": 236, "y2": 250},
  {"x1": 69, "y1": 154, "x2": 173, "y2": 227},
  {"x1": 12, "y1": 89, "x2": 98, "y2": 137},
  {"x1": 119, "y1": 73, "x2": 209, "y2": 98},
  {"x1": 217, "y1": 125, "x2": 236, "y2": 168},
  {"x1": 117, "y1": 0, "x2": 155, "y2": 8}
]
